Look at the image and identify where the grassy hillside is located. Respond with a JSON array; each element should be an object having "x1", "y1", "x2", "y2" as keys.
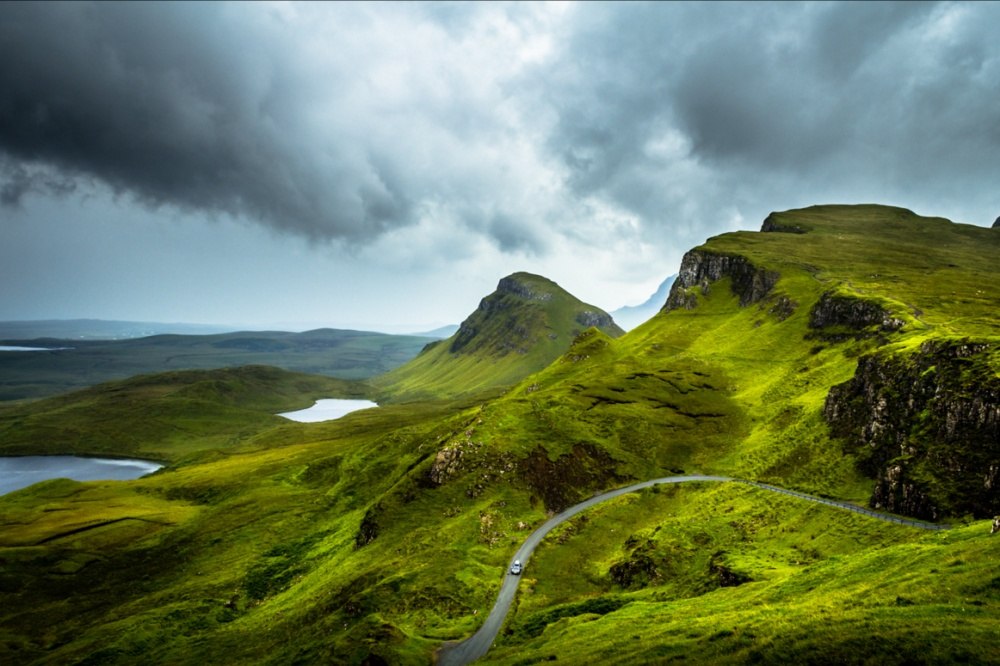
[
  {"x1": 374, "y1": 272, "x2": 624, "y2": 402},
  {"x1": 0, "y1": 365, "x2": 365, "y2": 462},
  {"x1": 0, "y1": 328, "x2": 433, "y2": 402},
  {"x1": 0, "y1": 205, "x2": 997, "y2": 664}
]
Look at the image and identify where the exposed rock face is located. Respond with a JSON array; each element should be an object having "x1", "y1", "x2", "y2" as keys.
[
  {"x1": 575, "y1": 310, "x2": 616, "y2": 330},
  {"x1": 448, "y1": 286, "x2": 539, "y2": 354},
  {"x1": 448, "y1": 272, "x2": 623, "y2": 355},
  {"x1": 709, "y1": 551, "x2": 752, "y2": 587},
  {"x1": 429, "y1": 445, "x2": 466, "y2": 485},
  {"x1": 663, "y1": 250, "x2": 779, "y2": 312},
  {"x1": 993, "y1": 216, "x2": 1000, "y2": 229},
  {"x1": 825, "y1": 340, "x2": 1000, "y2": 520},
  {"x1": 496, "y1": 274, "x2": 554, "y2": 301},
  {"x1": 355, "y1": 504, "x2": 382, "y2": 547},
  {"x1": 609, "y1": 547, "x2": 661, "y2": 589},
  {"x1": 517, "y1": 443, "x2": 629, "y2": 512},
  {"x1": 808, "y1": 292, "x2": 904, "y2": 332},
  {"x1": 761, "y1": 213, "x2": 808, "y2": 234}
]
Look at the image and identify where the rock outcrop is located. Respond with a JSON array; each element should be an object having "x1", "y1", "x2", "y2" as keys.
[
  {"x1": 663, "y1": 250, "x2": 778, "y2": 312},
  {"x1": 824, "y1": 340, "x2": 1000, "y2": 520},
  {"x1": 761, "y1": 213, "x2": 808, "y2": 234},
  {"x1": 808, "y1": 291, "x2": 904, "y2": 333},
  {"x1": 496, "y1": 274, "x2": 554, "y2": 301},
  {"x1": 449, "y1": 272, "x2": 623, "y2": 355},
  {"x1": 575, "y1": 310, "x2": 616, "y2": 330}
]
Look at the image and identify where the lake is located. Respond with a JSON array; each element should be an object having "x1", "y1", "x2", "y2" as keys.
[
  {"x1": 0, "y1": 456, "x2": 163, "y2": 496},
  {"x1": 278, "y1": 398, "x2": 379, "y2": 423},
  {"x1": 0, "y1": 345, "x2": 72, "y2": 352}
]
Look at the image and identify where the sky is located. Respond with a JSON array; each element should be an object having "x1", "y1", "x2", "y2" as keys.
[{"x1": 1, "y1": 1, "x2": 998, "y2": 332}]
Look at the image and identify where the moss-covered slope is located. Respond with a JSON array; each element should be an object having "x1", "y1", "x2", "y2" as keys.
[
  {"x1": 1, "y1": 205, "x2": 998, "y2": 665},
  {"x1": 373, "y1": 272, "x2": 624, "y2": 402},
  {"x1": 0, "y1": 365, "x2": 365, "y2": 462}
]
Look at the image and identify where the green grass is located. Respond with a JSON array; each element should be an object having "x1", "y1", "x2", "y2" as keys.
[
  {"x1": 0, "y1": 365, "x2": 369, "y2": 462},
  {"x1": 373, "y1": 273, "x2": 623, "y2": 402},
  {"x1": 0, "y1": 328, "x2": 434, "y2": 401},
  {"x1": 487, "y1": 484, "x2": 1000, "y2": 665},
  {"x1": 0, "y1": 205, "x2": 997, "y2": 664}
]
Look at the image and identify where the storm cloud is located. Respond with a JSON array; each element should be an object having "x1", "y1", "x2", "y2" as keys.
[
  {"x1": 1, "y1": 1, "x2": 999, "y2": 327},
  {"x1": 538, "y1": 1, "x2": 1000, "y2": 239}
]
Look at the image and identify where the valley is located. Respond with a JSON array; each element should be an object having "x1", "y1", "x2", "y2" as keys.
[
  {"x1": 0, "y1": 329, "x2": 436, "y2": 402},
  {"x1": 0, "y1": 205, "x2": 998, "y2": 664}
]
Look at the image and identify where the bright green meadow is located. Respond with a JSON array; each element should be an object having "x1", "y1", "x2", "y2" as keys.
[{"x1": 1, "y1": 205, "x2": 998, "y2": 664}]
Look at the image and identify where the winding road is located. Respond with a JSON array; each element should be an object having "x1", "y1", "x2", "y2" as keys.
[{"x1": 435, "y1": 475, "x2": 948, "y2": 666}]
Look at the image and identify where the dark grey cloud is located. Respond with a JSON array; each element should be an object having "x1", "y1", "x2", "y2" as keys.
[
  {"x1": 539, "y1": 1, "x2": 1000, "y2": 233},
  {"x1": 2, "y1": 0, "x2": 999, "y2": 274},
  {"x1": 487, "y1": 212, "x2": 545, "y2": 254},
  {"x1": 0, "y1": 2, "x2": 413, "y2": 241}
]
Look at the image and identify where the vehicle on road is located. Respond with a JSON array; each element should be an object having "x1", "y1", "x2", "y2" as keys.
[{"x1": 509, "y1": 560, "x2": 522, "y2": 575}]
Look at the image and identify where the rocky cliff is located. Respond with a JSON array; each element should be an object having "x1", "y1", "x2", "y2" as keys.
[
  {"x1": 760, "y1": 213, "x2": 808, "y2": 234},
  {"x1": 662, "y1": 250, "x2": 778, "y2": 312},
  {"x1": 808, "y1": 291, "x2": 905, "y2": 334},
  {"x1": 449, "y1": 272, "x2": 623, "y2": 355},
  {"x1": 824, "y1": 339, "x2": 1000, "y2": 520}
]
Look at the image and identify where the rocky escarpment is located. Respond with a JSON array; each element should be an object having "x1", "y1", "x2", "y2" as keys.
[
  {"x1": 824, "y1": 339, "x2": 1000, "y2": 520},
  {"x1": 576, "y1": 310, "x2": 616, "y2": 330},
  {"x1": 425, "y1": 422, "x2": 628, "y2": 513},
  {"x1": 808, "y1": 291, "x2": 905, "y2": 335},
  {"x1": 761, "y1": 213, "x2": 808, "y2": 234},
  {"x1": 449, "y1": 273, "x2": 623, "y2": 355},
  {"x1": 663, "y1": 250, "x2": 779, "y2": 312},
  {"x1": 495, "y1": 274, "x2": 555, "y2": 301},
  {"x1": 448, "y1": 275, "x2": 549, "y2": 354}
]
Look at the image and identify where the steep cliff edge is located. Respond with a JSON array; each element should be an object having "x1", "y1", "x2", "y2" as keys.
[
  {"x1": 374, "y1": 272, "x2": 624, "y2": 401},
  {"x1": 662, "y1": 250, "x2": 779, "y2": 312},
  {"x1": 450, "y1": 273, "x2": 621, "y2": 355},
  {"x1": 825, "y1": 340, "x2": 1000, "y2": 519}
]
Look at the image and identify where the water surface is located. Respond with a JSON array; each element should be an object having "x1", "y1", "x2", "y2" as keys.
[
  {"x1": 0, "y1": 456, "x2": 162, "y2": 496},
  {"x1": 278, "y1": 398, "x2": 378, "y2": 423}
]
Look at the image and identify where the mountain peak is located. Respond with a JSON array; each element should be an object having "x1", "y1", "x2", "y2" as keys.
[
  {"x1": 450, "y1": 272, "x2": 622, "y2": 356},
  {"x1": 495, "y1": 272, "x2": 558, "y2": 301},
  {"x1": 375, "y1": 272, "x2": 623, "y2": 400}
]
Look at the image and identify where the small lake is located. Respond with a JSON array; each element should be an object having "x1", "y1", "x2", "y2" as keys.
[
  {"x1": 278, "y1": 398, "x2": 379, "y2": 423},
  {"x1": 0, "y1": 345, "x2": 72, "y2": 352},
  {"x1": 0, "y1": 456, "x2": 163, "y2": 496}
]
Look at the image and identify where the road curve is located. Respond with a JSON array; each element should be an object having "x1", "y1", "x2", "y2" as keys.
[{"x1": 435, "y1": 475, "x2": 947, "y2": 666}]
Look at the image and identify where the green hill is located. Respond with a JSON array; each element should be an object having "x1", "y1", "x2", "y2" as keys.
[
  {"x1": 0, "y1": 365, "x2": 365, "y2": 462},
  {"x1": 0, "y1": 328, "x2": 434, "y2": 402},
  {"x1": 373, "y1": 272, "x2": 624, "y2": 402},
  {"x1": 0, "y1": 205, "x2": 998, "y2": 665}
]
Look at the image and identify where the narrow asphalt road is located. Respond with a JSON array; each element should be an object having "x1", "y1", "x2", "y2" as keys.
[{"x1": 435, "y1": 475, "x2": 947, "y2": 666}]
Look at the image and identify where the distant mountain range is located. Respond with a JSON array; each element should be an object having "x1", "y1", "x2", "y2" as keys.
[
  {"x1": 610, "y1": 275, "x2": 676, "y2": 330},
  {"x1": 411, "y1": 324, "x2": 460, "y2": 338},
  {"x1": 0, "y1": 328, "x2": 435, "y2": 401},
  {"x1": 0, "y1": 319, "x2": 235, "y2": 340}
]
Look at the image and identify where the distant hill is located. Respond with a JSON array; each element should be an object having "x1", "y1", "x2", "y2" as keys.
[
  {"x1": 411, "y1": 324, "x2": 459, "y2": 338},
  {"x1": 611, "y1": 275, "x2": 676, "y2": 330},
  {"x1": 0, "y1": 365, "x2": 362, "y2": 461},
  {"x1": 0, "y1": 328, "x2": 434, "y2": 401},
  {"x1": 374, "y1": 272, "x2": 624, "y2": 401},
  {"x1": 0, "y1": 319, "x2": 234, "y2": 340}
]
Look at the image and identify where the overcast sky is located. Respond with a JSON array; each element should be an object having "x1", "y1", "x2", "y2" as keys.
[{"x1": 2, "y1": 1, "x2": 998, "y2": 332}]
